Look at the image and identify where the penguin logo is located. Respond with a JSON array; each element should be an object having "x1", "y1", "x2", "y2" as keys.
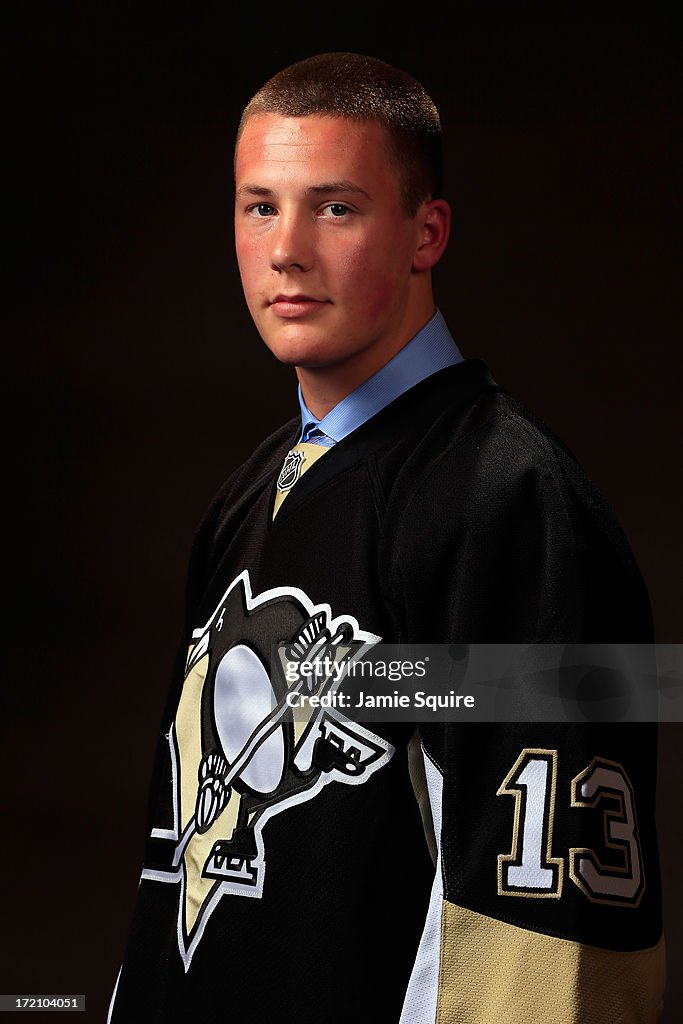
[{"x1": 142, "y1": 571, "x2": 393, "y2": 969}]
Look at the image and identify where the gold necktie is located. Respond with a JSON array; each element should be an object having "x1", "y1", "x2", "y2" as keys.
[{"x1": 272, "y1": 442, "x2": 330, "y2": 519}]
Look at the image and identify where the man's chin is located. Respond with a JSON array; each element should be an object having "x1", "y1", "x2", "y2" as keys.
[{"x1": 261, "y1": 337, "x2": 333, "y2": 370}]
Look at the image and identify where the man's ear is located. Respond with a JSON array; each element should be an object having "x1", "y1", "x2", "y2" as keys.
[{"x1": 412, "y1": 198, "x2": 451, "y2": 272}]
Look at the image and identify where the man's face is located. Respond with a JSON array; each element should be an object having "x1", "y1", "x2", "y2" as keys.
[{"x1": 234, "y1": 113, "x2": 429, "y2": 373}]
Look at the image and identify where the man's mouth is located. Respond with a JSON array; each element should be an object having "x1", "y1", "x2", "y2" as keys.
[{"x1": 269, "y1": 295, "x2": 328, "y2": 317}]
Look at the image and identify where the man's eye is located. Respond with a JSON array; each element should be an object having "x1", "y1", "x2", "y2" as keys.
[
  {"x1": 320, "y1": 203, "x2": 350, "y2": 218},
  {"x1": 248, "y1": 203, "x2": 276, "y2": 217}
]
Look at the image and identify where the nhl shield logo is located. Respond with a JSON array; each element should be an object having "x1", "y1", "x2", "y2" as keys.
[{"x1": 277, "y1": 449, "x2": 305, "y2": 492}]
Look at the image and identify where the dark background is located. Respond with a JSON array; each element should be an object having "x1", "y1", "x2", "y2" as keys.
[{"x1": 4, "y1": 4, "x2": 681, "y2": 1020}]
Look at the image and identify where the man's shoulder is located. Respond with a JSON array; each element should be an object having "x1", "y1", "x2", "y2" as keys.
[
  {"x1": 466, "y1": 390, "x2": 586, "y2": 487},
  {"x1": 379, "y1": 367, "x2": 586, "y2": 507},
  {"x1": 378, "y1": 371, "x2": 652, "y2": 640},
  {"x1": 381, "y1": 372, "x2": 628, "y2": 555}
]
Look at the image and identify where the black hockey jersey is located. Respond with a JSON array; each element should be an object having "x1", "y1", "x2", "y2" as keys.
[{"x1": 109, "y1": 361, "x2": 665, "y2": 1023}]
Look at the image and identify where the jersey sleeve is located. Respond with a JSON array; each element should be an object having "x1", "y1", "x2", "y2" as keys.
[
  {"x1": 405, "y1": 723, "x2": 665, "y2": 1024},
  {"x1": 390, "y1": 418, "x2": 665, "y2": 1023}
]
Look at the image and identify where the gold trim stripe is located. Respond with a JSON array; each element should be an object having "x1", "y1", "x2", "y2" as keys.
[{"x1": 437, "y1": 902, "x2": 665, "y2": 1023}]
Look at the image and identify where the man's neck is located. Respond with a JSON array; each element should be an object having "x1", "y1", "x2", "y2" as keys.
[{"x1": 296, "y1": 302, "x2": 437, "y2": 420}]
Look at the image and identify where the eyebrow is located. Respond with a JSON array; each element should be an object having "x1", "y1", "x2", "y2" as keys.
[
  {"x1": 236, "y1": 181, "x2": 371, "y2": 200},
  {"x1": 308, "y1": 181, "x2": 371, "y2": 199}
]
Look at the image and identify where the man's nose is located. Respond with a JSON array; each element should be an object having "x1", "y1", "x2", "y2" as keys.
[{"x1": 270, "y1": 211, "x2": 314, "y2": 273}]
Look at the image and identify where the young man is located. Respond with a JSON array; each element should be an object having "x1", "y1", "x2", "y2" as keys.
[{"x1": 109, "y1": 54, "x2": 665, "y2": 1022}]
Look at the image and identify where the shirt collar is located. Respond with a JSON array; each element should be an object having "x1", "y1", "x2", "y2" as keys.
[{"x1": 298, "y1": 308, "x2": 463, "y2": 445}]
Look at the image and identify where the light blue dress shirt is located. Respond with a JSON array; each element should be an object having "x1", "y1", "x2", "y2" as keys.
[{"x1": 297, "y1": 308, "x2": 463, "y2": 447}]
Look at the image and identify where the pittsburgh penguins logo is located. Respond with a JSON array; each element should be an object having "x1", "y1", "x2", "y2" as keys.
[{"x1": 143, "y1": 571, "x2": 393, "y2": 969}]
